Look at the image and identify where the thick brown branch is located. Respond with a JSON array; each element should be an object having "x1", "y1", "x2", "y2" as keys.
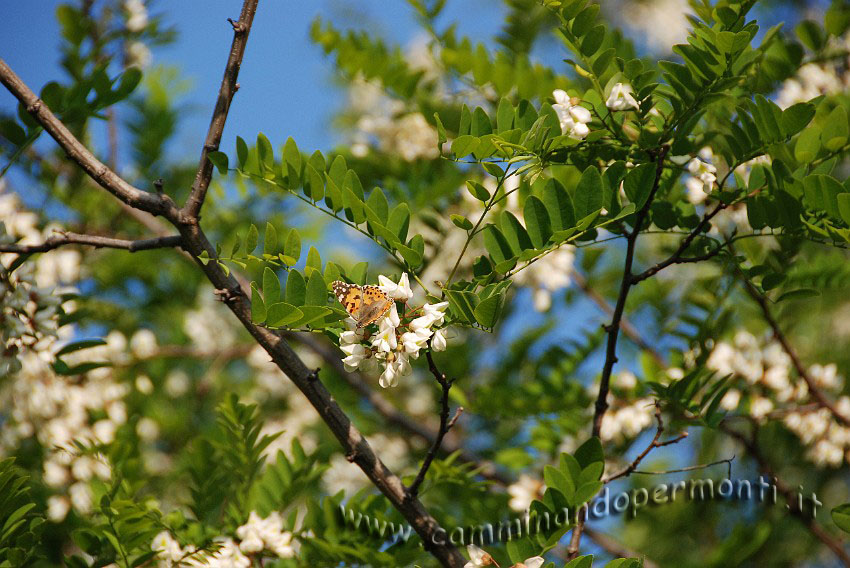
[
  {"x1": 0, "y1": 60, "x2": 179, "y2": 220},
  {"x1": 408, "y1": 349, "x2": 463, "y2": 498},
  {"x1": 0, "y1": 231, "x2": 181, "y2": 254},
  {"x1": 182, "y1": 0, "x2": 258, "y2": 218}
]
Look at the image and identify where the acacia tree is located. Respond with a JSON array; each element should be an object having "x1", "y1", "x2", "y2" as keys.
[{"x1": 2, "y1": 0, "x2": 850, "y2": 566}]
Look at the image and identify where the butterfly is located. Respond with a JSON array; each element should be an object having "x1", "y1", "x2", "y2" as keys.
[{"x1": 331, "y1": 281, "x2": 394, "y2": 329}]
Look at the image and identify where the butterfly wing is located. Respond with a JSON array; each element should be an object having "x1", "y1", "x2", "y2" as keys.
[
  {"x1": 332, "y1": 281, "x2": 364, "y2": 321},
  {"x1": 357, "y1": 286, "x2": 393, "y2": 328}
]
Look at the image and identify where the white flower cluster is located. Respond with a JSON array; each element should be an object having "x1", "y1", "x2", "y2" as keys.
[
  {"x1": 599, "y1": 396, "x2": 656, "y2": 444},
  {"x1": 151, "y1": 512, "x2": 296, "y2": 568},
  {"x1": 706, "y1": 330, "x2": 850, "y2": 467},
  {"x1": 686, "y1": 157, "x2": 717, "y2": 197},
  {"x1": 511, "y1": 247, "x2": 575, "y2": 312},
  {"x1": 465, "y1": 544, "x2": 544, "y2": 568},
  {"x1": 339, "y1": 273, "x2": 449, "y2": 388},
  {"x1": 184, "y1": 288, "x2": 239, "y2": 351},
  {"x1": 507, "y1": 474, "x2": 545, "y2": 512},
  {"x1": 348, "y1": 77, "x2": 439, "y2": 161},
  {"x1": 235, "y1": 511, "x2": 297, "y2": 558},
  {"x1": 552, "y1": 89, "x2": 592, "y2": 139},
  {"x1": 152, "y1": 532, "x2": 248, "y2": 568},
  {"x1": 606, "y1": 82, "x2": 640, "y2": 111}
]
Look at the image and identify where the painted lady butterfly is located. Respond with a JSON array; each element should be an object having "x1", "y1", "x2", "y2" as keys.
[{"x1": 332, "y1": 281, "x2": 394, "y2": 329}]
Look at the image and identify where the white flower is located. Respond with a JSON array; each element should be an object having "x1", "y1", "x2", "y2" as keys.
[
  {"x1": 378, "y1": 273, "x2": 414, "y2": 301},
  {"x1": 720, "y1": 388, "x2": 741, "y2": 411},
  {"x1": 135, "y1": 375, "x2": 154, "y2": 394},
  {"x1": 44, "y1": 460, "x2": 69, "y2": 487},
  {"x1": 431, "y1": 328, "x2": 448, "y2": 351},
  {"x1": 401, "y1": 329, "x2": 431, "y2": 355},
  {"x1": 341, "y1": 343, "x2": 369, "y2": 372},
  {"x1": 606, "y1": 82, "x2": 640, "y2": 111},
  {"x1": 410, "y1": 314, "x2": 437, "y2": 331},
  {"x1": 552, "y1": 89, "x2": 592, "y2": 140},
  {"x1": 423, "y1": 301, "x2": 449, "y2": 325},
  {"x1": 124, "y1": 0, "x2": 148, "y2": 32},
  {"x1": 129, "y1": 329, "x2": 158, "y2": 358},
  {"x1": 507, "y1": 474, "x2": 543, "y2": 512},
  {"x1": 47, "y1": 495, "x2": 70, "y2": 522},
  {"x1": 379, "y1": 354, "x2": 410, "y2": 388},
  {"x1": 136, "y1": 417, "x2": 160, "y2": 441},
  {"x1": 614, "y1": 370, "x2": 638, "y2": 390},
  {"x1": 126, "y1": 41, "x2": 152, "y2": 69},
  {"x1": 69, "y1": 482, "x2": 93, "y2": 515},
  {"x1": 371, "y1": 321, "x2": 398, "y2": 353},
  {"x1": 687, "y1": 158, "x2": 717, "y2": 193},
  {"x1": 465, "y1": 544, "x2": 496, "y2": 567},
  {"x1": 516, "y1": 557, "x2": 545, "y2": 568},
  {"x1": 749, "y1": 396, "x2": 774, "y2": 420}
]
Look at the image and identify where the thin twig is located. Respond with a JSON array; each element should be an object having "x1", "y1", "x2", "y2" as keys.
[
  {"x1": 0, "y1": 231, "x2": 182, "y2": 254},
  {"x1": 604, "y1": 404, "x2": 688, "y2": 483},
  {"x1": 183, "y1": 0, "x2": 258, "y2": 219},
  {"x1": 408, "y1": 348, "x2": 463, "y2": 498},
  {"x1": 628, "y1": 456, "x2": 735, "y2": 478}
]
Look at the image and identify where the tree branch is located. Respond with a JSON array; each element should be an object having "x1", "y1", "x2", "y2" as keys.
[
  {"x1": 604, "y1": 404, "x2": 688, "y2": 483},
  {"x1": 0, "y1": 60, "x2": 179, "y2": 220},
  {"x1": 738, "y1": 271, "x2": 850, "y2": 428},
  {"x1": 0, "y1": 231, "x2": 182, "y2": 254},
  {"x1": 407, "y1": 349, "x2": 463, "y2": 498},
  {"x1": 568, "y1": 144, "x2": 670, "y2": 559},
  {"x1": 182, "y1": 0, "x2": 258, "y2": 219}
]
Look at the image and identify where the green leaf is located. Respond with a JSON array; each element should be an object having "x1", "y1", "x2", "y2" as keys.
[
  {"x1": 777, "y1": 288, "x2": 820, "y2": 302},
  {"x1": 265, "y1": 303, "x2": 304, "y2": 327},
  {"x1": 483, "y1": 224, "x2": 515, "y2": 266},
  {"x1": 574, "y1": 166, "x2": 604, "y2": 218},
  {"x1": 500, "y1": 211, "x2": 533, "y2": 255},
  {"x1": 304, "y1": 272, "x2": 327, "y2": 306},
  {"x1": 795, "y1": 127, "x2": 821, "y2": 163},
  {"x1": 543, "y1": 179, "x2": 576, "y2": 231},
  {"x1": 832, "y1": 503, "x2": 850, "y2": 533},
  {"x1": 305, "y1": 165, "x2": 324, "y2": 202},
  {"x1": 574, "y1": 437, "x2": 603, "y2": 469},
  {"x1": 263, "y1": 223, "x2": 278, "y2": 255},
  {"x1": 473, "y1": 292, "x2": 504, "y2": 328},
  {"x1": 451, "y1": 214, "x2": 473, "y2": 230},
  {"x1": 623, "y1": 163, "x2": 656, "y2": 209},
  {"x1": 387, "y1": 203, "x2": 410, "y2": 243},
  {"x1": 257, "y1": 132, "x2": 274, "y2": 177},
  {"x1": 56, "y1": 339, "x2": 107, "y2": 357},
  {"x1": 305, "y1": 246, "x2": 322, "y2": 275},
  {"x1": 803, "y1": 174, "x2": 844, "y2": 219},
  {"x1": 796, "y1": 19, "x2": 825, "y2": 51},
  {"x1": 366, "y1": 188, "x2": 389, "y2": 223},
  {"x1": 838, "y1": 193, "x2": 850, "y2": 225},
  {"x1": 452, "y1": 135, "x2": 479, "y2": 158},
  {"x1": 284, "y1": 228, "x2": 301, "y2": 262},
  {"x1": 572, "y1": 4, "x2": 599, "y2": 36},
  {"x1": 251, "y1": 282, "x2": 266, "y2": 324},
  {"x1": 291, "y1": 306, "x2": 333, "y2": 328},
  {"x1": 445, "y1": 289, "x2": 478, "y2": 323},
  {"x1": 349, "y1": 261, "x2": 368, "y2": 284},
  {"x1": 524, "y1": 196, "x2": 553, "y2": 248},
  {"x1": 283, "y1": 137, "x2": 301, "y2": 171},
  {"x1": 822, "y1": 105, "x2": 849, "y2": 151},
  {"x1": 262, "y1": 267, "x2": 281, "y2": 304},
  {"x1": 781, "y1": 102, "x2": 815, "y2": 137},
  {"x1": 245, "y1": 224, "x2": 259, "y2": 254},
  {"x1": 236, "y1": 136, "x2": 248, "y2": 169},
  {"x1": 285, "y1": 271, "x2": 307, "y2": 305},
  {"x1": 207, "y1": 151, "x2": 229, "y2": 175},
  {"x1": 762, "y1": 273, "x2": 786, "y2": 291},
  {"x1": 544, "y1": 464, "x2": 575, "y2": 499},
  {"x1": 471, "y1": 107, "x2": 492, "y2": 136},
  {"x1": 466, "y1": 180, "x2": 491, "y2": 201},
  {"x1": 506, "y1": 539, "x2": 539, "y2": 564},
  {"x1": 565, "y1": 556, "x2": 594, "y2": 568},
  {"x1": 581, "y1": 24, "x2": 605, "y2": 56},
  {"x1": 496, "y1": 97, "x2": 514, "y2": 132}
]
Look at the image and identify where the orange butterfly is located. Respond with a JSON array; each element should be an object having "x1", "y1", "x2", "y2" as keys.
[{"x1": 332, "y1": 281, "x2": 394, "y2": 329}]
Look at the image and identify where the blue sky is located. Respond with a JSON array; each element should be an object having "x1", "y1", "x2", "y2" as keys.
[{"x1": 1, "y1": 1, "x2": 504, "y2": 168}]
